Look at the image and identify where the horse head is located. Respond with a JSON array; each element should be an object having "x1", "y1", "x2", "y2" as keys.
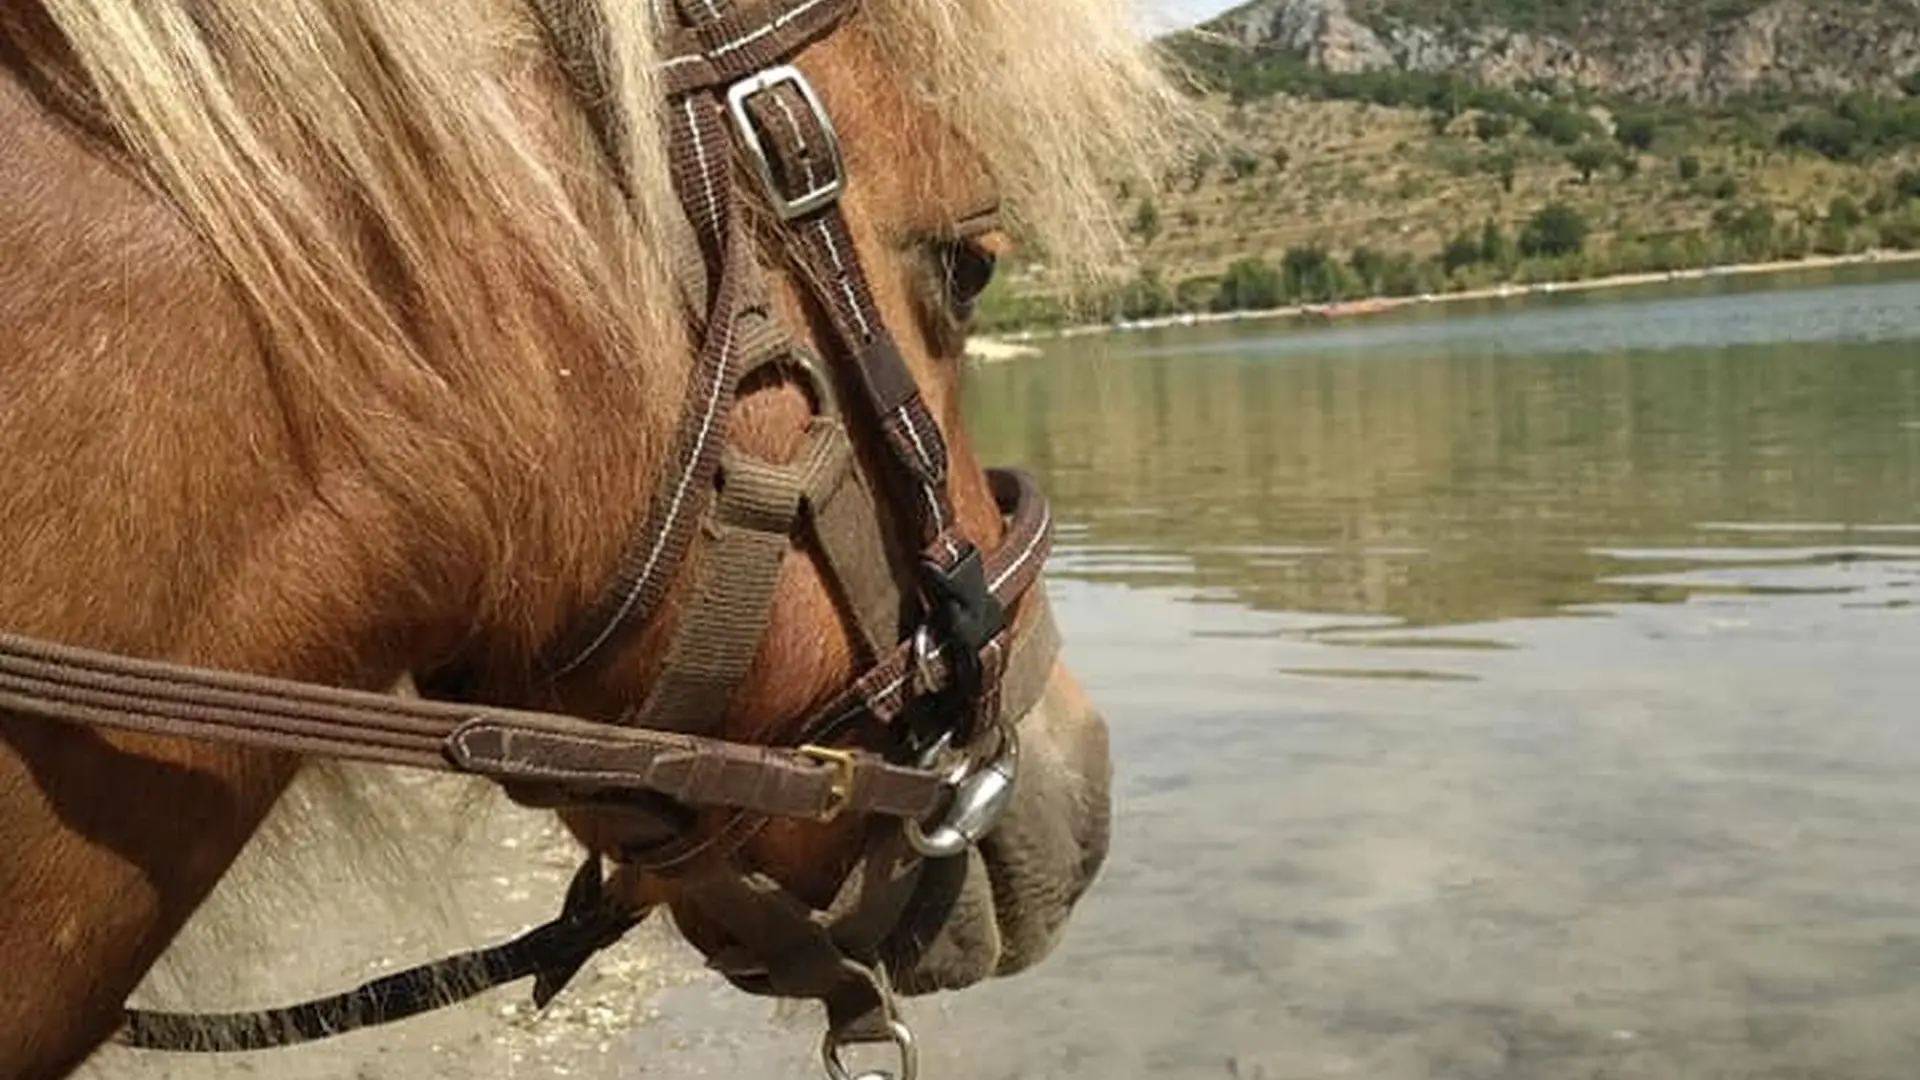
[{"x1": 0, "y1": 1, "x2": 1194, "y2": 1076}]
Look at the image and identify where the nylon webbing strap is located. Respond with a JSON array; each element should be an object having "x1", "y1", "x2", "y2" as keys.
[
  {"x1": 693, "y1": 827, "x2": 924, "y2": 1037},
  {"x1": 628, "y1": 420, "x2": 848, "y2": 728},
  {"x1": 805, "y1": 441, "x2": 900, "y2": 663},
  {"x1": 537, "y1": 53, "x2": 758, "y2": 678},
  {"x1": 733, "y1": 76, "x2": 956, "y2": 547},
  {"x1": 658, "y1": 0, "x2": 852, "y2": 96}
]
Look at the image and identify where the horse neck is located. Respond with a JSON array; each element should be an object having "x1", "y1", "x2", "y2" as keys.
[{"x1": 0, "y1": 18, "x2": 667, "y2": 1075}]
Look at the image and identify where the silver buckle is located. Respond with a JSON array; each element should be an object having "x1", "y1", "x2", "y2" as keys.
[{"x1": 725, "y1": 64, "x2": 846, "y2": 221}]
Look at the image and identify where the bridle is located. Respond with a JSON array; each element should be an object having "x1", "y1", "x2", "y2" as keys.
[{"x1": 0, "y1": 1, "x2": 1064, "y2": 1077}]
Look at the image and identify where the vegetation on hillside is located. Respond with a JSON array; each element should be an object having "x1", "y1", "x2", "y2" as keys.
[
  {"x1": 973, "y1": 27, "x2": 1920, "y2": 334},
  {"x1": 1345, "y1": 0, "x2": 1778, "y2": 42}
]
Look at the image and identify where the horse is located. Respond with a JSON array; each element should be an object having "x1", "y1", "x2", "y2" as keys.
[{"x1": 0, "y1": 0, "x2": 1194, "y2": 1077}]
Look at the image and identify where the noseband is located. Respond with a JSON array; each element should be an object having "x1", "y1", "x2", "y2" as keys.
[{"x1": 0, "y1": 1, "x2": 1058, "y2": 1077}]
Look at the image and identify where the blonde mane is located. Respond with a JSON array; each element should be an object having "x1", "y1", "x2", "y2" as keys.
[
  {"x1": 40, "y1": 0, "x2": 1188, "y2": 418},
  {"x1": 35, "y1": 0, "x2": 1189, "y2": 599},
  {"x1": 35, "y1": 0, "x2": 1197, "y2": 1065}
]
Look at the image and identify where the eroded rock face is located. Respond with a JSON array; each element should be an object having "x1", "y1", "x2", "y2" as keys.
[
  {"x1": 1208, "y1": 0, "x2": 1391, "y2": 72},
  {"x1": 1198, "y1": 0, "x2": 1920, "y2": 102}
]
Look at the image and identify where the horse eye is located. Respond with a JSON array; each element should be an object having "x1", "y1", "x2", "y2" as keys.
[{"x1": 936, "y1": 239, "x2": 997, "y2": 319}]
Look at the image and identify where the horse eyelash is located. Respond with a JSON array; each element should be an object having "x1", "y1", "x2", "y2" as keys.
[{"x1": 930, "y1": 237, "x2": 997, "y2": 322}]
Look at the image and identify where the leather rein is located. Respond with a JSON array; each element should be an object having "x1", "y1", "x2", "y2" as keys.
[{"x1": 1, "y1": 1, "x2": 1059, "y2": 1077}]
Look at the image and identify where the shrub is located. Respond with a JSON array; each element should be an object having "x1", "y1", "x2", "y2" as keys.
[{"x1": 1519, "y1": 202, "x2": 1589, "y2": 258}]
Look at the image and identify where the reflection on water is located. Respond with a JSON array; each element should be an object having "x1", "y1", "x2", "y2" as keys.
[
  {"x1": 616, "y1": 265, "x2": 1920, "y2": 1079},
  {"x1": 946, "y1": 263, "x2": 1920, "y2": 1078},
  {"x1": 966, "y1": 264, "x2": 1920, "y2": 645}
]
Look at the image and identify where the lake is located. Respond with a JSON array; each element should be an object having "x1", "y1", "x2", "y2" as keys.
[
  {"x1": 619, "y1": 261, "x2": 1920, "y2": 1079},
  {"x1": 89, "y1": 261, "x2": 1920, "y2": 1080}
]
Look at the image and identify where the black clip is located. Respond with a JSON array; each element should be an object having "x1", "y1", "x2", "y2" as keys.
[{"x1": 921, "y1": 544, "x2": 1006, "y2": 703}]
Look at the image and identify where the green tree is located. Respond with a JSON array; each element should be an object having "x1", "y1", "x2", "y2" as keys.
[
  {"x1": 1112, "y1": 268, "x2": 1174, "y2": 319},
  {"x1": 1815, "y1": 217, "x2": 1856, "y2": 256},
  {"x1": 1519, "y1": 202, "x2": 1589, "y2": 258},
  {"x1": 1881, "y1": 215, "x2": 1920, "y2": 249},
  {"x1": 1348, "y1": 246, "x2": 1390, "y2": 293},
  {"x1": 1480, "y1": 219, "x2": 1516, "y2": 269},
  {"x1": 1281, "y1": 245, "x2": 1342, "y2": 302},
  {"x1": 1441, "y1": 230, "x2": 1483, "y2": 275},
  {"x1": 1484, "y1": 150, "x2": 1517, "y2": 193},
  {"x1": 1529, "y1": 105, "x2": 1595, "y2": 146},
  {"x1": 1376, "y1": 252, "x2": 1425, "y2": 296},
  {"x1": 1473, "y1": 113, "x2": 1512, "y2": 141},
  {"x1": 1614, "y1": 112, "x2": 1657, "y2": 151},
  {"x1": 1566, "y1": 141, "x2": 1616, "y2": 183},
  {"x1": 1699, "y1": 173, "x2": 1740, "y2": 200},
  {"x1": 1174, "y1": 275, "x2": 1218, "y2": 312},
  {"x1": 1778, "y1": 113, "x2": 1860, "y2": 161},
  {"x1": 1677, "y1": 154, "x2": 1703, "y2": 182},
  {"x1": 1711, "y1": 203, "x2": 1776, "y2": 260},
  {"x1": 1212, "y1": 257, "x2": 1283, "y2": 311}
]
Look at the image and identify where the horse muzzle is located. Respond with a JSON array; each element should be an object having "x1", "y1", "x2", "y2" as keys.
[{"x1": 879, "y1": 661, "x2": 1113, "y2": 994}]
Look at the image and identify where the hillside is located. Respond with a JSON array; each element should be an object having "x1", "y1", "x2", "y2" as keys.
[
  {"x1": 972, "y1": 1, "x2": 1920, "y2": 331},
  {"x1": 1198, "y1": 0, "x2": 1920, "y2": 103}
]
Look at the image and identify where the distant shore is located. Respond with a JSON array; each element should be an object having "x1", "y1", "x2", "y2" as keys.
[
  {"x1": 967, "y1": 247, "x2": 1920, "y2": 357},
  {"x1": 962, "y1": 335, "x2": 1045, "y2": 362}
]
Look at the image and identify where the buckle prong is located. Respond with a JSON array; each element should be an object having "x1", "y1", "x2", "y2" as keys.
[{"x1": 725, "y1": 65, "x2": 847, "y2": 222}]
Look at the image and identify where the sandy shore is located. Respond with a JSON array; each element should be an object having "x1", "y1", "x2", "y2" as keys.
[
  {"x1": 996, "y1": 247, "x2": 1920, "y2": 347},
  {"x1": 962, "y1": 335, "x2": 1043, "y2": 362},
  {"x1": 74, "y1": 769, "x2": 728, "y2": 1080}
]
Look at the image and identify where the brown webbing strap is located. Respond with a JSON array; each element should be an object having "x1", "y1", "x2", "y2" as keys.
[
  {"x1": 657, "y1": 0, "x2": 852, "y2": 96},
  {"x1": 732, "y1": 72, "x2": 956, "y2": 548},
  {"x1": 0, "y1": 459, "x2": 1052, "y2": 816},
  {"x1": 804, "y1": 440, "x2": 900, "y2": 664},
  {"x1": 628, "y1": 419, "x2": 846, "y2": 727},
  {"x1": 691, "y1": 827, "x2": 925, "y2": 1037},
  {"x1": 119, "y1": 857, "x2": 642, "y2": 1051},
  {"x1": 832, "y1": 470, "x2": 1054, "y2": 727},
  {"x1": 537, "y1": 68, "x2": 754, "y2": 677}
]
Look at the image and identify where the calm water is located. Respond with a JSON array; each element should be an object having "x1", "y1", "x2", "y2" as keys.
[{"x1": 619, "y1": 263, "x2": 1920, "y2": 1079}]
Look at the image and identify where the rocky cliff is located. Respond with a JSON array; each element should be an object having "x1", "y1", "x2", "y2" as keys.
[{"x1": 1195, "y1": 0, "x2": 1920, "y2": 102}]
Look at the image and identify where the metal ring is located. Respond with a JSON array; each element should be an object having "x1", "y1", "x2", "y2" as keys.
[
  {"x1": 903, "y1": 726, "x2": 1019, "y2": 859},
  {"x1": 909, "y1": 625, "x2": 942, "y2": 696},
  {"x1": 820, "y1": 1019, "x2": 917, "y2": 1080},
  {"x1": 783, "y1": 345, "x2": 840, "y2": 419}
]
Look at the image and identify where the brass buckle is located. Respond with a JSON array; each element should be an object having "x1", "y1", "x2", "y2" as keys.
[
  {"x1": 724, "y1": 64, "x2": 846, "y2": 222},
  {"x1": 797, "y1": 744, "x2": 857, "y2": 822}
]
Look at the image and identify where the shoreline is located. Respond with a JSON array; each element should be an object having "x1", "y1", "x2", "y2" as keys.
[{"x1": 969, "y1": 247, "x2": 1920, "y2": 353}]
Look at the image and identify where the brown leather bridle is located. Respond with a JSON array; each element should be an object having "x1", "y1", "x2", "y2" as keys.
[{"x1": 0, "y1": 1, "x2": 1063, "y2": 1077}]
